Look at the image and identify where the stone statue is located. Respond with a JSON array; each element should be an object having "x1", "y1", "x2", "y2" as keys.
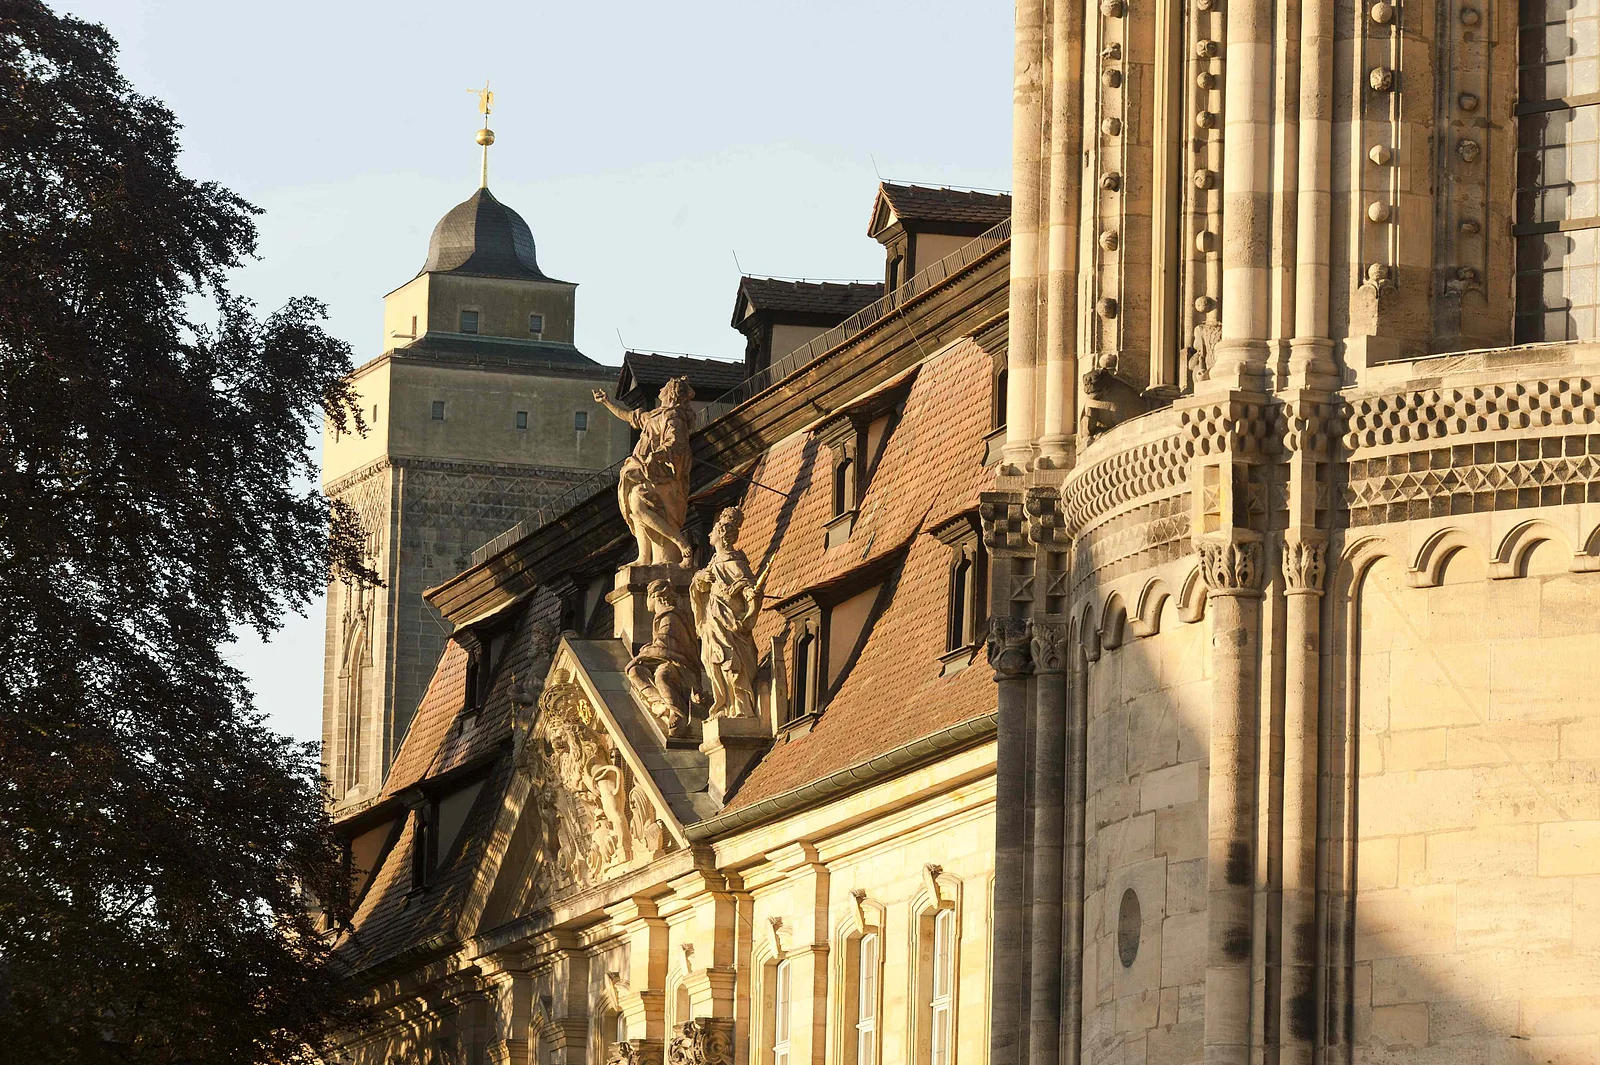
[
  {"x1": 592, "y1": 377, "x2": 696, "y2": 566},
  {"x1": 689, "y1": 507, "x2": 769, "y2": 720},
  {"x1": 624, "y1": 579, "x2": 698, "y2": 737}
]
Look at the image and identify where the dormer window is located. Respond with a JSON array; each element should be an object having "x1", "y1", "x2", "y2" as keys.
[
  {"x1": 528, "y1": 313, "x2": 544, "y2": 338},
  {"x1": 775, "y1": 594, "x2": 824, "y2": 729},
  {"x1": 832, "y1": 455, "x2": 855, "y2": 518},
  {"x1": 459, "y1": 310, "x2": 479, "y2": 334},
  {"x1": 931, "y1": 512, "x2": 986, "y2": 672}
]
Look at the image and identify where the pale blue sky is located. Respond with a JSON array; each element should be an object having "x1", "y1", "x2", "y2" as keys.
[{"x1": 56, "y1": 0, "x2": 1013, "y2": 743}]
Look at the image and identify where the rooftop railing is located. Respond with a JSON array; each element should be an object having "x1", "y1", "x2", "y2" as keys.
[{"x1": 468, "y1": 217, "x2": 1013, "y2": 566}]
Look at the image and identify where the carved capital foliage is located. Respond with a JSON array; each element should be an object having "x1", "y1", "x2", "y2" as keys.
[
  {"x1": 608, "y1": 1040, "x2": 664, "y2": 1065},
  {"x1": 979, "y1": 491, "x2": 1028, "y2": 551},
  {"x1": 1025, "y1": 487, "x2": 1068, "y2": 545},
  {"x1": 1197, "y1": 538, "x2": 1263, "y2": 594},
  {"x1": 1030, "y1": 622, "x2": 1071, "y2": 674},
  {"x1": 1281, "y1": 538, "x2": 1328, "y2": 594},
  {"x1": 986, "y1": 616, "x2": 1034, "y2": 679},
  {"x1": 667, "y1": 1018, "x2": 733, "y2": 1065}
]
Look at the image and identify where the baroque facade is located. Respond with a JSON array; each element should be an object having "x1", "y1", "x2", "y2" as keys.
[{"x1": 323, "y1": 183, "x2": 1013, "y2": 1065}]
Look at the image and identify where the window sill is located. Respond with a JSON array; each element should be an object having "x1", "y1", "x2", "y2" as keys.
[
  {"x1": 824, "y1": 509, "x2": 857, "y2": 549},
  {"x1": 777, "y1": 711, "x2": 821, "y2": 739},
  {"x1": 939, "y1": 644, "x2": 978, "y2": 676},
  {"x1": 982, "y1": 426, "x2": 1007, "y2": 467}
]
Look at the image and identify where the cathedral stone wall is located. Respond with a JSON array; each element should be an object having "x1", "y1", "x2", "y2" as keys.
[
  {"x1": 1080, "y1": 607, "x2": 1211, "y2": 1065},
  {"x1": 1347, "y1": 537, "x2": 1600, "y2": 1064}
]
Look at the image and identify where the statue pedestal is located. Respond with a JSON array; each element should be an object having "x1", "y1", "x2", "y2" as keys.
[
  {"x1": 607, "y1": 563, "x2": 694, "y2": 653},
  {"x1": 699, "y1": 715, "x2": 771, "y2": 806}
]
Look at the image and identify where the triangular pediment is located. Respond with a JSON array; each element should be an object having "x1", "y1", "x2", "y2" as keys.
[{"x1": 473, "y1": 637, "x2": 701, "y2": 929}]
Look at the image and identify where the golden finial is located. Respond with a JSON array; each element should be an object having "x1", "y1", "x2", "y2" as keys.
[{"x1": 469, "y1": 80, "x2": 495, "y2": 188}]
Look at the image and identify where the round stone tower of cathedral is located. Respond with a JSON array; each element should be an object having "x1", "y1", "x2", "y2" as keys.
[{"x1": 320, "y1": 178, "x2": 630, "y2": 811}]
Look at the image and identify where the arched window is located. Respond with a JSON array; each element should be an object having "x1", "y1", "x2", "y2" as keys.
[
  {"x1": 854, "y1": 933, "x2": 879, "y2": 1065},
  {"x1": 772, "y1": 958, "x2": 792, "y2": 1065},
  {"x1": 916, "y1": 906, "x2": 958, "y2": 1065},
  {"x1": 929, "y1": 910, "x2": 955, "y2": 1065}
]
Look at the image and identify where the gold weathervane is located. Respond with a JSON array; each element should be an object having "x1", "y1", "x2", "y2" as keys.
[{"x1": 470, "y1": 80, "x2": 495, "y2": 188}]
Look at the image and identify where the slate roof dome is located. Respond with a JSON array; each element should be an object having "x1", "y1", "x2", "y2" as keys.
[{"x1": 418, "y1": 187, "x2": 550, "y2": 280}]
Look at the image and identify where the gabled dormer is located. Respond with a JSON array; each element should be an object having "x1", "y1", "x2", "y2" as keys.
[
  {"x1": 730, "y1": 277, "x2": 883, "y2": 380},
  {"x1": 867, "y1": 183, "x2": 1012, "y2": 297}
]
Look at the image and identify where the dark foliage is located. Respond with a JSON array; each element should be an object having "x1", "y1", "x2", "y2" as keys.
[{"x1": 0, "y1": 3, "x2": 371, "y2": 1061}]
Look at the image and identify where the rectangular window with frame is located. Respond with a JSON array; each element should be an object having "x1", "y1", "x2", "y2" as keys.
[
  {"x1": 515, "y1": 410, "x2": 529, "y2": 431},
  {"x1": 1515, "y1": 0, "x2": 1600, "y2": 341},
  {"x1": 431, "y1": 400, "x2": 445, "y2": 421},
  {"x1": 855, "y1": 933, "x2": 878, "y2": 1065},
  {"x1": 459, "y1": 310, "x2": 479, "y2": 334},
  {"x1": 929, "y1": 909, "x2": 954, "y2": 1065},
  {"x1": 529, "y1": 313, "x2": 544, "y2": 338},
  {"x1": 772, "y1": 958, "x2": 792, "y2": 1065},
  {"x1": 574, "y1": 410, "x2": 589, "y2": 431}
]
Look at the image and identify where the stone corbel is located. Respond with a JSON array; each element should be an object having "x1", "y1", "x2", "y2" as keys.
[
  {"x1": 766, "y1": 916, "x2": 788, "y2": 960},
  {"x1": 668, "y1": 1018, "x2": 734, "y2": 1065},
  {"x1": 922, "y1": 864, "x2": 945, "y2": 906},
  {"x1": 849, "y1": 889, "x2": 869, "y2": 937}
]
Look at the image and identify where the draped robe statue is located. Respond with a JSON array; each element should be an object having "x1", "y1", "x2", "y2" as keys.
[
  {"x1": 690, "y1": 507, "x2": 769, "y2": 720},
  {"x1": 592, "y1": 376, "x2": 695, "y2": 566},
  {"x1": 624, "y1": 579, "x2": 698, "y2": 736}
]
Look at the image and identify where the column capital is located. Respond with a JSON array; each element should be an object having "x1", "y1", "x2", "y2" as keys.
[
  {"x1": 1030, "y1": 621, "x2": 1071, "y2": 675},
  {"x1": 667, "y1": 1017, "x2": 734, "y2": 1065},
  {"x1": 1281, "y1": 536, "x2": 1328, "y2": 595},
  {"x1": 606, "y1": 1039, "x2": 664, "y2": 1065},
  {"x1": 987, "y1": 616, "x2": 1035, "y2": 679},
  {"x1": 1197, "y1": 537, "x2": 1263, "y2": 596}
]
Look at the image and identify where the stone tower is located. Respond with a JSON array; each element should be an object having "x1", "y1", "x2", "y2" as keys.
[{"x1": 321, "y1": 184, "x2": 630, "y2": 809}]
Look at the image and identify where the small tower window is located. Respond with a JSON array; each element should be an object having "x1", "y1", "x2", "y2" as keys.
[
  {"x1": 528, "y1": 313, "x2": 544, "y2": 338},
  {"x1": 431, "y1": 401, "x2": 445, "y2": 421},
  {"x1": 575, "y1": 411, "x2": 589, "y2": 431},
  {"x1": 409, "y1": 315, "x2": 418, "y2": 337},
  {"x1": 459, "y1": 310, "x2": 479, "y2": 334},
  {"x1": 515, "y1": 410, "x2": 529, "y2": 430}
]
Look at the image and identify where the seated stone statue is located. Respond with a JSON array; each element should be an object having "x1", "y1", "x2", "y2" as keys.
[
  {"x1": 690, "y1": 507, "x2": 769, "y2": 720},
  {"x1": 624, "y1": 579, "x2": 698, "y2": 737},
  {"x1": 592, "y1": 376, "x2": 695, "y2": 566}
]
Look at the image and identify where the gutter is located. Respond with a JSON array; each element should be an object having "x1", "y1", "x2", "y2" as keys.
[{"x1": 684, "y1": 710, "x2": 998, "y2": 842}]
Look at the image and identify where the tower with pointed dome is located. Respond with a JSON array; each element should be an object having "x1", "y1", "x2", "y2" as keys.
[{"x1": 319, "y1": 184, "x2": 631, "y2": 809}]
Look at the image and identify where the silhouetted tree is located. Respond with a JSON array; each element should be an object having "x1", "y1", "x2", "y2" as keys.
[{"x1": 0, "y1": 3, "x2": 371, "y2": 1061}]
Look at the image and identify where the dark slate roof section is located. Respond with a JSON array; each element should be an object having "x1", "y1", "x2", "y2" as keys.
[
  {"x1": 418, "y1": 187, "x2": 553, "y2": 281},
  {"x1": 733, "y1": 277, "x2": 884, "y2": 324},
  {"x1": 876, "y1": 183, "x2": 1012, "y2": 229},
  {"x1": 618, "y1": 351, "x2": 746, "y2": 396}
]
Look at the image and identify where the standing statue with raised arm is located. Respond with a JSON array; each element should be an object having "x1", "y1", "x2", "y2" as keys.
[
  {"x1": 690, "y1": 507, "x2": 770, "y2": 720},
  {"x1": 592, "y1": 376, "x2": 696, "y2": 566}
]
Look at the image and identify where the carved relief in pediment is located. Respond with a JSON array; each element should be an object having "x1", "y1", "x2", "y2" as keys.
[{"x1": 517, "y1": 665, "x2": 677, "y2": 903}]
